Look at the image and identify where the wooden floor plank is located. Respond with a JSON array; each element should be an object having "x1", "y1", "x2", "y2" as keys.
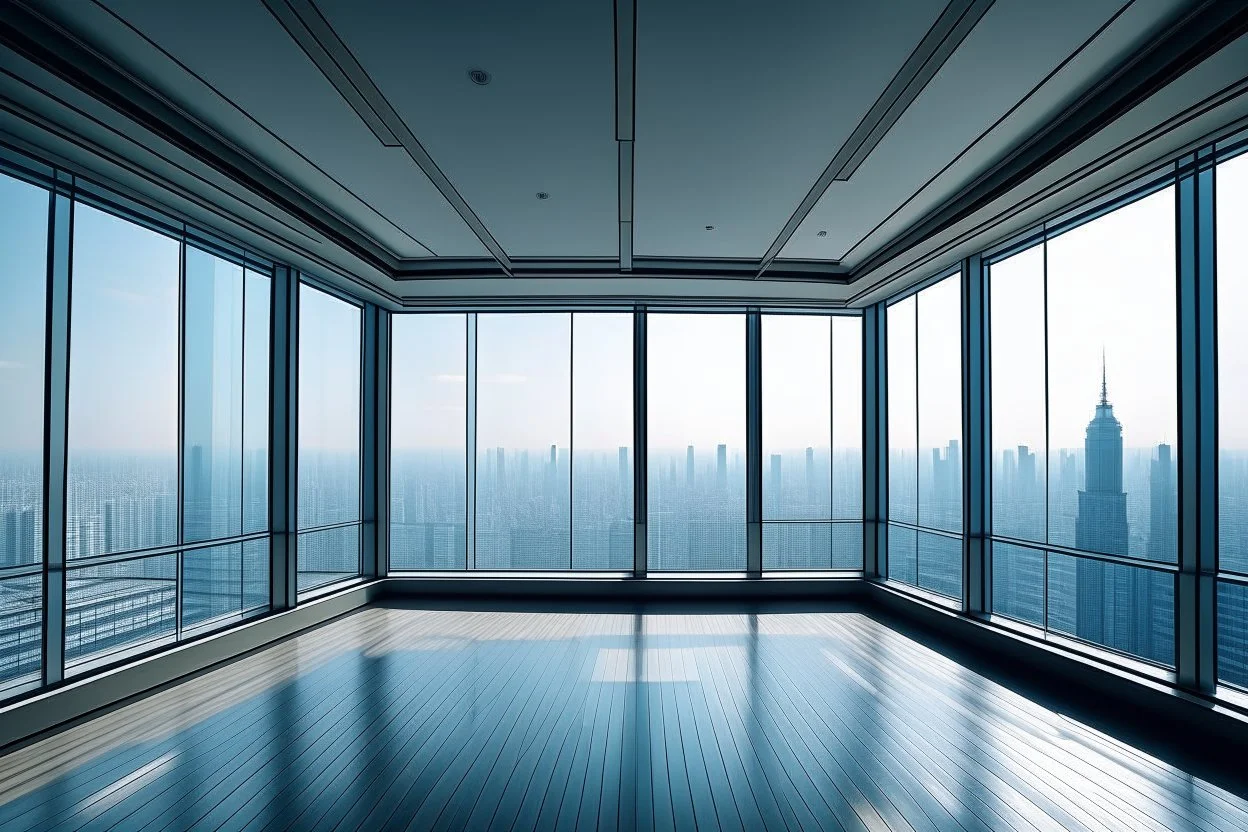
[{"x1": 2, "y1": 605, "x2": 1246, "y2": 832}]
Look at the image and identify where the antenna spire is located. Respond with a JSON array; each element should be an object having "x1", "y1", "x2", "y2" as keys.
[{"x1": 1100, "y1": 348, "x2": 1108, "y2": 407}]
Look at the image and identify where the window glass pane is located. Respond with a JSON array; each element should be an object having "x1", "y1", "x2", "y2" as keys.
[
  {"x1": 762, "y1": 521, "x2": 862, "y2": 570},
  {"x1": 1219, "y1": 580, "x2": 1248, "y2": 689},
  {"x1": 990, "y1": 246, "x2": 1046, "y2": 543},
  {"x1": 182, "y1": 542, "x2": 242, "y2": 632},
  {"x1": 66, "y1": 554, "x2": 177, "y2": 669},
  {"x1": 183, "y1": 248, "x2": 243, "y2": 543},
  {"x1": 243, "y1": 270, "x2": 270, "y2": 534},
  {"x1": 1219, "y1": 153, "x2": 1248, "y2": 575},
  {"x1": 917, "y1": 531, "x2": 961, "y2": 598},
  {"x1": 298, "y1": 525, "x2": 359, "y2": 593},
  {"x1": 391, "y1": 314, "x2": 466, "y2": 570},
  {"x1": 917, "y1": 277, "x2": 962, "y2": 533},
  {"x1": 1047, "y1": 188, "x2": 1177, "y2": 562},
  {"x1": 572, "y1": 313, "x2": 633, "y2": 570},
  {"x1": 243, "y1": 538, "x2": 269, "y2": 612},
  {"x1": 68, "y1": 204, "x2": 179, "y2": 558},
  {"x1": 297, "y1": 285, "x2": 360, "y2": 530},
  {"x1": 476, "y1": 314, "x2": 571, "y2": 569},
  {"x1": 0, "y1": 174, "x2": 47, "y2": 570},
  {"x1": 887, "y1": 297, "x2": 917, "y2": 525},
  {"x1": 763, "y1": 315, "x2": 830, "y2": 521},
  {"x1": 647, "y1": 314, "x2": 746, "y2": 571},
  {"x1": 887, "y1": 524, "x2": 917, "y2": 585},
  {"x1": 832, "y1": 317, "x2": 863, "y2": 520},
  {"x1": 1046, "y1": 553, "x2": 1174, "y2": 666},
  {"x1": 991, "y1": 542, "x2": 1044, "y2": 626},
  {"x1": 0, "y1": 575, "x2": 41, "y2": 690}
]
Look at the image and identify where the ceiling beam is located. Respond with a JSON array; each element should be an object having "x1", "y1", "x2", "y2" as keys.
[
  {"x1": 615, "y1": 0, "x2": 636, "y2": 271},
  {"x1": 265, "y1": 0, "x2": 513, "y2": 274},
  {"x1": 755, "y1": 0, "x2": 994, "y2": 278},
  {"x1": 847, "y1": 0, "x2": 1248, "y2": 289}
]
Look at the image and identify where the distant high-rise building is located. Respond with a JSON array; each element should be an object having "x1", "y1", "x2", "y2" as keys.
[
  {"x1": 1074, "y1": 360, "x2": 1129, "y2": 647},
  {"x1": 1017, "y1": 445, "x2": 1036, "y2": 493},
  {"x1": 1148, "y1": 444, "x2": 1176, "y2": 563},
  {"x1": 805, "y1": 447, "x2": 816, "y2": 505},
  {"x1": 686, "y1": 445, "x2": 695, "y2": 486},
  {"x1": 716, "y1": 444, "x2": 727, "y2": 490},
  {"x1": 769, "y1": 454, "x2": 782, "y2": 513}
]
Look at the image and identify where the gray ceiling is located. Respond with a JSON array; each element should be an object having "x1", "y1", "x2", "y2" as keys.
[{"x1": 3, "y1": 0, "x2": 1248, "y2": 305}]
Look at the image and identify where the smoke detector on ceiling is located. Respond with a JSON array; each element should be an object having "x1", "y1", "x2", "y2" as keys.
[
  {"x1": 536, "y1": 192, "x2": 550, "y2": 200},
  {"x1": 705, "y1": 225, "x2": 715, "y2": 231},
  {"x1": 467, "y1": 68, "x2": 491, "y2": 86},
  {"x1": 817, "y1": 230, "x2": 828, "y2": 237}
]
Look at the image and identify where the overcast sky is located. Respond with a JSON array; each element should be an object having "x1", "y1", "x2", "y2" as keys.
[{"x1": 3, "y1": 154, "x2": 1247, "y2": 456}]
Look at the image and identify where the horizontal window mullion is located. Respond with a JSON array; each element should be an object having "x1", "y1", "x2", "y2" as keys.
[
  {"x1": 989, "y1": 535, "x2": 1179, "y2": 574},
  {"x1": 888, "y1": 520, "x2": 963, "y2": 540},
  {"x1": 296, "y1": 520, "x2": 362, "y2": 536},
  {"x1": 64, "y1": 532, "x2": 271, "y2": 570}
]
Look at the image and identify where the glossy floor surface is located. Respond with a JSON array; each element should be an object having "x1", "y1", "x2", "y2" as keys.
[{"x1": 1, "y1": 604, "x2": 1246, "y2": 831}]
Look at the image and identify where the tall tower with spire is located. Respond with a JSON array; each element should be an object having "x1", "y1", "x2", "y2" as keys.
[{"x1": 1074, "y1": 354, "x2": 1130, "y2": 644}]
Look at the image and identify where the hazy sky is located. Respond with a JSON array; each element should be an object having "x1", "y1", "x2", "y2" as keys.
[
  {"x1": 991, "y1": 185, "x2": 1178, "y2": 453},
  {"x1": 4, "y1": 155, "x2": 1245, "y2": 461}
]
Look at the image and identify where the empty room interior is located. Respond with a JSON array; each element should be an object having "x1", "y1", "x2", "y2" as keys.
[{"x1": 3, "y1": 0, "x2": 1248, "y2": 829}]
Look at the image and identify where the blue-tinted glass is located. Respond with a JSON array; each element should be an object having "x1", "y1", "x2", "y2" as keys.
[
  {"x1": 298, "y1": 525, "x2": 359, "y2": 593},
  {"x1": 991, "y1": 542, "x2": 1044, "y2": 626},
  {"x1": 763, "y1": 315, "x2": 830, "y2": 522},
  {"x1": 990, "y1": 247, "x2": 1046, "y2": 543},
  {"x1": 832, "y1": 317, "x2": 863, "y2": 520},
  {"x1": 0, "y1": 174, "x2": 48, "y2": 571},
  {"x1": 917, "y1": 531, "x2": 961, "y2": 599},
  {"x1": 572, "y1": 313, "x2": 633, "y2": 570},
  {"x1": 243, "y1": 270, "x2": 270, "y2": 534},
  {"x1": 1219, "y1": 153, "x2": 1248, "y2": 575},
  {"x1": 647, "y1": 314, "x2": 746, "y2": 571},
  {"x1": 888, "y1": 524, "x2": 917, "y2": 586},
  {"x1": 1219, "y1": 580, "x2": 1248, "y2": 689},
  {"x1": 762, "y1": 521, "x2": 862, "y2": 570},
  {"x1": 1047, "y1": 553, "x2": 1174, "y2": 666},
  {"x1": 66, "y1": 554, "x2": 177, "y2": 669},
  {"x1": 475, "y1": 314, "x2": 571, "y2": 569},
  {"x1": 182, "y1": 542, "x2": 242, "y2": 632},
  {"x1": 0, "y1": 575, "x2": 41, "y2": 691},
  {"x1": 1046, "y1": 188, "x2": 1176, "y2": 561},
  {"x1": 297, "y1": 285, "x2": 361, "y2": 530},
  {"x1": 243, "y1": 538, "x2": 269, "y2": 612},
  {"x1": 917, "y1": 278, "x2": 962, "y2": 534},
  {"x1": 183, "y1": 248, "x2": 243, "y2": 542},
  {"x1": 831, "y1": 522, "x2": 864, "y2": 570},
  {"x1": 887, "y1": 297, "x2": 917, "y2": 525},
  {"x1": 68, "y1": 204, "x2": 179, "y2": 558},
  {"x1": 390, "y1": 314, "x2": 466, "y2": 570}
]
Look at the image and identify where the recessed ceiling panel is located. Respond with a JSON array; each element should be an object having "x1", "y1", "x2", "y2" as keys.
[
  {"x1": 315, "y1": 0, "x2": 619, "y2": 259},
  {"x1": 781, "y1": 0, "x2": 1186, "y2": 263},
  {"x1": 633, "y1": 0, "x2": 946, "y2": 259},
  {"x1": 59, "y1": 0, "x2": 490, "y2": 258}
]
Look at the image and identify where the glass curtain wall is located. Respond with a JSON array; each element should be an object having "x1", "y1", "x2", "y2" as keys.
[
  {"x1": 389, "y1": 312, "x2": 633, "y2": 571},
  {"x1": 1219, "y1": 148, "x2": 1248, "y2": 689},
  {"x1": 988, "y1": 185, "x2": 1177, "y2": 666},
  {"x1": 762, "y1": 314, "x2": 863, "y2": 569},
  {"x1": 60, "y1": 201, "x2": 272, "y2": 673},
  {"x1": 0, "y1": 172, "x2": 48, "y2": 693},
  {"x1": 886, "y1": 275, "x2": 964, "y2": 598},
  {"x1": 297, "y1": 284, "x2": 362, "y2": 591},
  {"x1": 647, "y1": 314, "x2": 746, "y2": 571}
]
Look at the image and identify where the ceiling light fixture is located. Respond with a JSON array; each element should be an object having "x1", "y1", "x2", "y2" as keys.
[
  {"x1": 536, "y1": 192, "x2": 550, "y2": 200},
  {"x1": 467, "y1": 68, "x2": 491, "y2": 86}
]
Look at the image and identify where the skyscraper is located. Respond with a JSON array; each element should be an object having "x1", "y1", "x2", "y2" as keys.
[
  {"x1": 686, "y1": 445, "x2": 695, "y2": 486},
  {"x1": 1074, "y1": 360, "x2": 1129, "y2": 646},
  {"x1": 716, "y1": 444, "x2": 727, "y2": 491},
  {"x1": 1148, "y1": 443, "x2": 1176, "y2": 562}
]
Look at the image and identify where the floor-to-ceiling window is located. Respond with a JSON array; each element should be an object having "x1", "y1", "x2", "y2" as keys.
[
  {"x1": 297, "y1": 284, "x2": 361, "y2": 592},
  {"x1": 886, "y1": 275, "x2": 964, "y2": 598},
  {"x1": 1218, "y1": 146, "x2": 1248, "y2": 689},
  {"x1": 0, "y1": 171, "x2": 48, "y2": 693},
  {"x1": 762, "y1": 313, "x2": 863, "y2": 569},
  {"x1": 647, "y1": 313, "x2": 746, "y2": 571},
  {"x1": 988, "y1": 184, "x2": 1177, "y2": 666},
  {"x1": 389, "y1": 311, "x2": 633, "y2": 571},
  {"x1": 390, "y1": 314, "x2": 467, "y2": 570}
]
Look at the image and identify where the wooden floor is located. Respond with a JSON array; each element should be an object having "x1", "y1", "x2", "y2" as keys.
[{"x1": 1, "y1": 604, "x2": 1246, "y2": 831}]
